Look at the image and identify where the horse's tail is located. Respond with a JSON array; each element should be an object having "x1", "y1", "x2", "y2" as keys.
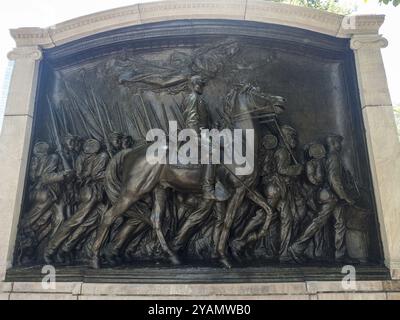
[{"x1": 105, "y1": 149, "x2": 132, "y2": 204}]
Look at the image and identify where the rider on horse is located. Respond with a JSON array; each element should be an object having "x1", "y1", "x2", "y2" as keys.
[{"x1": 182, "y1": 75, "x2": 218, "y2": 201}]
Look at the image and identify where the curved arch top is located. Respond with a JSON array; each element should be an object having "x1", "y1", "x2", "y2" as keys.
[{"x1": 10, "y1": 0, "x2": 384, "y2": 48}]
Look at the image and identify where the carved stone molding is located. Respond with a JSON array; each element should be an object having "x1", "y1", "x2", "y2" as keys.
[
  {"x1": 9, "y1": 0, "x2": 386, "y2": 48},
  {"x1": 337, "y1": 14, "x2": 385, "y2": 38},
  {"x1": 7, "y1": 47, "x2": 43, "y2": 61},
  {"x1": 350, "y1": 35, "x2": 388, "y2": 51}
]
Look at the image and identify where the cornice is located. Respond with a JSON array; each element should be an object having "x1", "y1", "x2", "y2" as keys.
[{"x1": 9, "y1": 0, "x2": 386, "y2": 49}]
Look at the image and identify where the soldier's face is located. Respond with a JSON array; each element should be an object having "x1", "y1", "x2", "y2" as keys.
[
  {"x1": 332, "y1": 139, "x2": 342, "y2": 152},
  {"x1": 75, "y1": 140, "x2": 82, "y2": 152},
  {"x1": 194, "y1": 83, "x2": 204, "y2": 95},
  {"x1": 84, "y1": 143, "x2": 100, "y2": 154},
  {"x1": 309, "y1": 145, "x2": 326, "y2": 159},
  {"x1": 64, "y1": 138, "x2": 75, "y2": 151},
  {"x1": 34, "y1": 147, "x2": 48, "y2": 157},
  {"x1": 110, "y1": 137, "x2": 121, "y2": 149},
  {"x1": 285, "y1": 133, "x2": 297, "y2": 149},
  {"x1": 33, "y1": 143, "x2": 49, "y2": 156},
  {"x1": 122, "y1": 137, "x2": 133, "y2": 149}
]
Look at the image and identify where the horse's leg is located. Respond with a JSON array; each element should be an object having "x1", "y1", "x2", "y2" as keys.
[
  {"x1": 246, "y1": 190, "x2": 274, "y2": 240},
  {"x1": 90, "y1": 193, "x2": 139, "y2": 269},
  {"x1": 152, "y1": 186, "x2": 180, "y2": 265},
  {"x1": 217, "y1": 187, "x2": 246, "y2": 268},
  {"x1": 231, "y1": 191, "x2": 275, "y2": 256},
  {"x1": 231, "y1": 208, "x2": 265, "y2": 258}
]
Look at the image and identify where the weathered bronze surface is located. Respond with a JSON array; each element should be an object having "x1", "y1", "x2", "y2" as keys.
[{"x1": 12, "y1": 20, "x2": 383, "y2": 276}]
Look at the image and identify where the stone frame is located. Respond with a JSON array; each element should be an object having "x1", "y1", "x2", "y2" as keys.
[{"x1": 0, "y1": 0, "x2": 398, "y2": 287}]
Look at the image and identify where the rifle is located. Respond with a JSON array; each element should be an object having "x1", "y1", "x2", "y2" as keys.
[
  {"x1": 47, "y1": 96, "x2": 71, "y2": 171},
  {"x1": 91, "y1": 89, "x2": 113, "y2": 159}
]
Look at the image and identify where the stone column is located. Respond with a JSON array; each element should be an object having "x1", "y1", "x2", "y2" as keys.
[
  {"x1": 350, "y1": 35, "x2": 400, "y2": 279},
  {"x1": 0, "y1": 46, "x2": 42, "y2": 281}
]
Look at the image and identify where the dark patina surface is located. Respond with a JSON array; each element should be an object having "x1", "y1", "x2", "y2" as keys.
[{"x1": 9, "y1": 20, "x2": 385, "y2": 281}]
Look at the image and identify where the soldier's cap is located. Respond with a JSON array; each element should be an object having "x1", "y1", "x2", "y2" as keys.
[
  {"x1": 262, "y1": 134, "x2": 278, "y2": 150},
  {"x1": 190, "y1": 75, "x2": 206, "y2": 85},
  {"x1": 108, "y1": 132, "x2": 123, "y2": 140},
  {"x1": 326, "y1": 134, "x2": 344, "y2": 143},
  {"x1": 281, "y1": 125, "x2": 297, "y2": 136},
  {"x1": 123, "y1": 135, "x2": 134, "y2": 142},
  {"x1": 83, "y1": 139, "x2": 101, "y2": 152},
  {"x1": 307, "y1": 143, "x2": 326, "y2": 159},
  {"x1": 33, "y1": 141, "x2": 50, "y2": 153}
]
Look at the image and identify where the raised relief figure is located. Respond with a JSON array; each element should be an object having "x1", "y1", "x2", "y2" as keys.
[
  {"x1": 268, "y1": 126, "x2": 304, "y2": 262},
  {"x1": 182, "y1": 75, "x2": 217, "y2": 200},
  {"x1": 289, "y1": 135, "x2": 356, "y2": 264},
  {"x1": 14, "y1": 39, "x2": 375, "y2": 270},
  {"x1": 44, "y1": 139, "x2": 109, "y2": 263},
  {"x1": 18, "y1": 142, "x2": 73, "y2": 263}
]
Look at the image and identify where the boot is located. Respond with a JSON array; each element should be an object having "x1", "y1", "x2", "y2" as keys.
[
  {"x1": 203, "y1": 183, "x2": 217, "y2": 200},
  {"x1": 203, "y1": 164, "x2": 217, "y2": 200}
]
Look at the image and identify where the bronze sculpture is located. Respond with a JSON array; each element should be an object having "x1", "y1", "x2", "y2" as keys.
[{"x1": 14, "y1": 38, "x2": 376, "y2": 270}]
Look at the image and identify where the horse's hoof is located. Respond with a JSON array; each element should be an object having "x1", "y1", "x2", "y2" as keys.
[
  {"x1": 43, "y1": 252, "x2": 53, "y2": 265},
  {"x1": 219, "y1": 257, "x2": 232, "y2": 269},
  {"x1": 107, "y1": 257, "x2": 119, "y2": 267},
  {"x1": 231, "y1": 240, "x2": 244, "y2": 253},
  {"x1": 211, "y1": 252, "x2": 219, "y2": 260},
  {"x1": 231, "y1": 250, "x2": 243, "y2": 263},
  {"x1": 89, "y1": 257, "x2": 101, "y2": 269},
  {"x1": 55, "y1": 250, "x2": 67, "y2": 264},
  {"x1": 104, "y1": 249, "x2": 120, "y2": 266},
  {"x1": 169, "y1": 255, "x2": 181, "y2": 266}
]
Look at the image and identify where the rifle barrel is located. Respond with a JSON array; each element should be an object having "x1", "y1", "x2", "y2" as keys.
[{"x1": 47, "y1": 96, "x2": 71, "y2": 171}]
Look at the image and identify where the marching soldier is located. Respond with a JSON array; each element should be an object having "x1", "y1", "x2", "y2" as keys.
[
  {"x1": 265, "y1": 126, "x2": 305, "y2": 262},
  {"x1": 18, "y1": 142, "x2": 73, "y2": 263},
  {"x1": 231, "y1": 134, "x2": 280, "y2": 256},
  {"x1": 44, "y1": 139, "x2": 109, "y2": 263},
  {"x1": 108, "y1": 132, "x2": 123, "y2": 156},
  {"x1": 289, "y1": 135, "x2": 356, "y2": 263}
]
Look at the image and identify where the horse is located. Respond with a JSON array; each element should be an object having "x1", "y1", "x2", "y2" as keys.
[{"x1": 90, "y1": 84, "x2": 287, "y2": 268}]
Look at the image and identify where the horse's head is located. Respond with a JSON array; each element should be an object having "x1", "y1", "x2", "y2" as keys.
[
  {"x1": 224, "y1": 84, "x2": 287, "y2": 128},
  {"x1": 241, "y1": 84, "x2": 286, "y2": 116}
]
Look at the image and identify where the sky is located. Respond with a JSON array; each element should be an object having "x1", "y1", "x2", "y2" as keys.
[{"x1": 0, "y1": 0, "x2": 398, "y2": 126}]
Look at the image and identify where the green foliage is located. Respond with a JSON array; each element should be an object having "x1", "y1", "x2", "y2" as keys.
[
  {"x1": 272, "y1": 0, "x2": 355, "y2": 14},
  {"x1": 379, "y1": 0, "x2": 400, "y2": 7}
]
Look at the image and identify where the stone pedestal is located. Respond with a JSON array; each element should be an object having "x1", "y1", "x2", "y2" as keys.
[{"x1": 1, "y1": 280, "x2": 400, "y2": 300}]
